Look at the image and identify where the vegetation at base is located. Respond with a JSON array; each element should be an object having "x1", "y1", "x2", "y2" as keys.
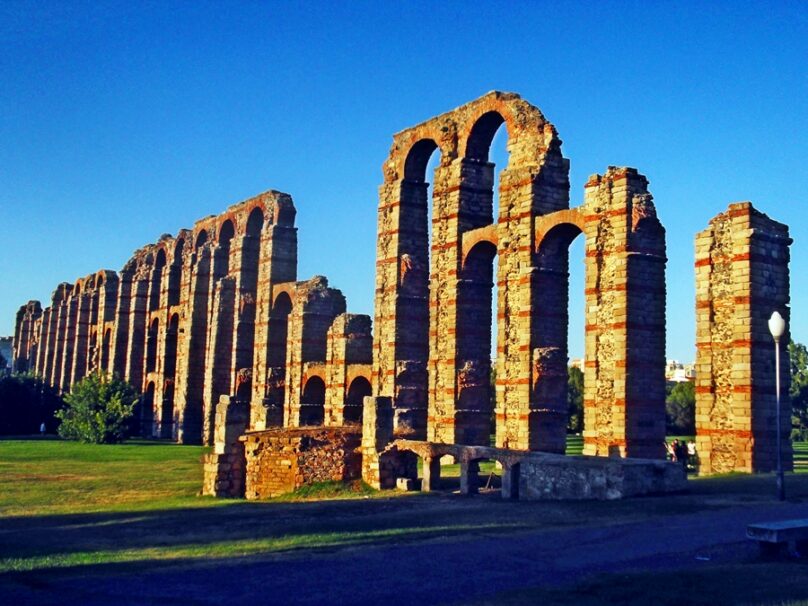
[
  {"x1": 790, "y1": 340, "x2": 808, "y2": 440},
  {"x1": 56, "y1": 373, "x2": 139, "y2": 443},
  {"x1": 666, "y1": 380, "x2": 695, "y2": 434},
  {"x1": 567, "y1": 365, "x2": 584, "y2": 433},
  {"x1": 0, "y1": 372, "x2": 63, "y2": 435},
  {"x1": 473, "y1": 562, "x2": 808, "y2": 606},
  {"x1": 278, "y1": 480, "x2": 377, "y2": 501}
]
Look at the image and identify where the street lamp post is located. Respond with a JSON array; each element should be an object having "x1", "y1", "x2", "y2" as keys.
[{"x1": 768, "y1": 310, "x2": 786, "y2": 501}]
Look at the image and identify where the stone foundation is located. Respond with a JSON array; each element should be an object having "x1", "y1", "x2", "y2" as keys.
[
  {"x1": 390, "y1": 439, "x2": 686, "y2": 501},
  {"x1": 519, "y1": 454, "x2": 686, "y2": 501},
  {"x1": 242, "y1": 427, "x2": 362, "y2": 499}
]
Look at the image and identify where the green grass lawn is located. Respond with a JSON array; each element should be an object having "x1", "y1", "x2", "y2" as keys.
[{"x1": 3, "y1": 437, "x2": 808, "y2": 603}]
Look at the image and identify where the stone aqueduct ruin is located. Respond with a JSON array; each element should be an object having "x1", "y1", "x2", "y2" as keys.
[{"x1": 13, "y1": 92, "x2": 792, "y2": 496}]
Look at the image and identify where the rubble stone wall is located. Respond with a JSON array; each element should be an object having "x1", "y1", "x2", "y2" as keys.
[{"x1": 242, "y1": 427, "x2": 362, "y2": 499}]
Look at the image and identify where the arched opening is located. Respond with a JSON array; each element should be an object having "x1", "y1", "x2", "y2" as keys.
[
  {"x1": 183, "y1": 231, "x2": 211, "y2": 444},
  {"x1": 345, "y1": 376, "x2": 371, "y2": 424},
  {"x1": 150, "y1": 249, "x2": 167, "y2": 311},
  {"x1": 266, "y1": 292, "x2": 292, "y2": 407},
  {"x1": 451, "y1": 112, "x2": 510, "y2": 447},
  {"x1": 462, "y1": 456, "x2": 500, "y2": 495},
  {"x1": 398, "y1": 139, "x2": 441, "y2": 409},
  {"x1": 161, "y1": 381, "x2": 174, "y2": 439},
  {"x1": 160, "y1": 313, "x2": 179, "y2": 440},
  {"x1": 142, "y1": 382, "x2": 155, "y2": 437},
  {"x1": 218, "y1": 220, "x2": 235, "y2": 276},
  {"x1": 235, "y1": 208, "x2": 264, "y2": 374},
  {"x1": 168, "y1": 238, "x2": 185, "y2": 307},
  {"x1": 456, "y1": 240, "x2": 498, "y2": 445},
  {"x1": 300, "y1": 376, "x2": 325, "y2": 426},
  {"x1": 534, "y1": 221, "x2": 586, "y2": 455},
  {"x1": 195, "y1": 230, "x2": 208, "y2": 254},
  {"x1": 146, "y1": 318, "x2": 159, "y2": 373},
  {"x1": 164, "y1": 314, "x2": 179, "y2": 379},
  {"x1": 101, "y1": 328, "x2": 112, "y2": 372}
]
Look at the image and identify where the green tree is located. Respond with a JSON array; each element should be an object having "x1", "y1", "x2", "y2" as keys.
[
  {"x1": 56, "y1": 373, "x2": 138, "y2": 444},
  {"x1": 567, "y1": 366, "x2": 584, "y2": 433},
  {"x1": 666, "y1": 381, "x2": 695, "y2": 434},
  {"x1": 789, "y1": 340, "x2": 808, "y2": 439}
]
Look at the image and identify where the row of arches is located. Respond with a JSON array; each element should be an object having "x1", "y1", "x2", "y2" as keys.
[{"x1": 376, "y1": 92, "x2": 666, "y2": 458}]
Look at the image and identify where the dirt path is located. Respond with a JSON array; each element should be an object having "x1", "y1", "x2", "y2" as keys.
[{"x1": 4, "y1": 500, "x2": 808, "y2": 605}]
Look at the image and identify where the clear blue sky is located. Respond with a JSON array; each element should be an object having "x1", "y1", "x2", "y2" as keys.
[{"x1": 1, "y1": 1, "x2": 806, "y2": 362}]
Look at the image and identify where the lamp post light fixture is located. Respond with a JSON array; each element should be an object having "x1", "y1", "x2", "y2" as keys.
[{"x1": 768, "y1": 310, "x2": 786, "y2": 501}]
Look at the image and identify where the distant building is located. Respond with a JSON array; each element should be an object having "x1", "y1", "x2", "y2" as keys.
[
  {"x1": 569, "y1": 358, "x2": 585, "y2": 371},
  {"x1": 665, "y1": 359, "x2": 695, "y2": 383}
]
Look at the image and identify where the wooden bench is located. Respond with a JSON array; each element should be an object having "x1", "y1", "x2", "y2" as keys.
[{"x1": 747, "y1": 519, "x2": 808, "y2": 558}]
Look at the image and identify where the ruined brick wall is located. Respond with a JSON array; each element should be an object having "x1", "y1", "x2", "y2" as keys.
[
  {"x1": 242, "y1": 427, "x2": 362, "y2": 499},
  {"x1": 695, "y1": 202, "x2": 792, "y2": 474},
  {"x1": 284, "y1": 277, "x2": 346, "y2": 427},
  {"x1": 13, "y1": 188, "x2": 368, "y2": 449}
]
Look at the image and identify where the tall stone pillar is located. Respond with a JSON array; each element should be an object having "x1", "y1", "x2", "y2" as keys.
[
  {"x1": 37, "y1": 307, "x2": 54, "y2": 378},
  {"x1": 70, "y1": 292, "x2": 91, "y2": 386},
  {"x1": 578, "y1": 168, "x2": 667, "y2": 459},
  {"x1": 125, "y1": 276, "x2": 149, "y2": 390},
  {"x1": 250, "y1": 215, "x2": 298, "y2": 430},
  {"x1": 52, "y1": 294, "x2": 70, "y2": 390},
  {"x1": 175, "y1": 245, "x2": 211, "y2": 444},
  {"x1": 59, "y1": 295, "x2": 78, "y2": 392},
  {"x1": 110, "y1": 270, "x2": 133, "y2": 378},
  {"x1": 202, "y1": 272, "x2": 236, "y2": 444},
  {"x1": 695, "y1": 202, "x2": 792, "y2": 474}
]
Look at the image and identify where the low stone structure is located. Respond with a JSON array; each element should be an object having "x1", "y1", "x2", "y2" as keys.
[
  {"x1": 388, "y1": 438, "x2": 685, "y2": 500},
  {"x1": 242, "y1": 427, "x2": 361, "y2": 499},
  {"x1": 201, "y1": 396, "x2": 249, "y2": 497}
]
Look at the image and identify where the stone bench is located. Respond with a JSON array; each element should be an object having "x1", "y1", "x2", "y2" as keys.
[{"x1": 747, "y1": 519, "x2": 808, "y2": 558}]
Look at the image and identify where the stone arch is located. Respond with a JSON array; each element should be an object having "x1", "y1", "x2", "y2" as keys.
[
  {"x1": 142, "y1": 381, "x2": 155, "y2": 437},
  {"x1": 101, "y1": 327, "x2": 112, "y2": 372},
  {"x1": 345, "y1": 375, "x2": 371, "y2": 424},
  {"x1": 532, "y1": 219, "x2": 586, "y2": 454},
  {"x1": 149, "y1": 248, "x2": 167, "y2": 311},
  {"x1": 146, "y1": 317, "x2": 159, "y2": 373},
  {"x1": 265, "y1": 290, "x2": 293, "y2": 408},
  {"x1": 195, "y1": 229, "x2": 208, "y2": 251},
  {"x1": 168, "y1": 237, "x2": 185, "y2": 307},
  {"x1": 300, "y1": 375, "x2": 326, "y2": 426},
  {"x1": 455, "y1": 240, "x2": 498, "y2": 446}
]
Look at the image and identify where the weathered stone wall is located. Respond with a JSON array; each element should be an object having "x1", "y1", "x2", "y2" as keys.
[
  {"x1": 695, "y1": 202, "x2": 792, "y2": 474},
  {"x1": 242, "y1": 427, "x2": 362, "y2": 499}
]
